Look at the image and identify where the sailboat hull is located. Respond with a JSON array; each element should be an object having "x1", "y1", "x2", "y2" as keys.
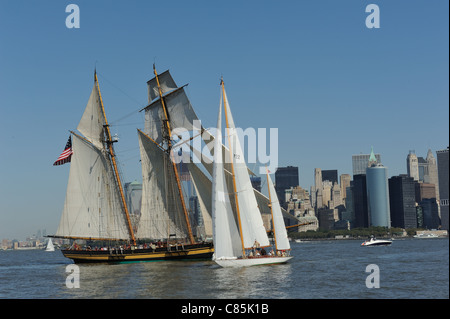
[
  {"x1": 214, "y1": 256, "x2": 292, "y2": 268},
  {"x1": 61, "y1": 243, "x2": 214, "y2": 264}
]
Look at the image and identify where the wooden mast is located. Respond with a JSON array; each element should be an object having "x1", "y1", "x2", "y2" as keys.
[
  {"x1": 221, "y1": 78, "x2": 246, "y2": 257},
  {"x1": 94, "y1": 71, "x2": 136, "y2": 246},
  {"x1": 265, "y1": 167, "x2": 278, "y2": 251},
  {"x1": 153, "y1": 65, "x2": 195, "y2": 245}
]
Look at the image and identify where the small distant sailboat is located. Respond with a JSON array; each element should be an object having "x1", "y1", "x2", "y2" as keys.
[
  {"x1": 212, "y1": 79, "x2": 292, "y2": 267},
  {"x1": 45, "y1": 238, "x2": 55, "y2": 252}
]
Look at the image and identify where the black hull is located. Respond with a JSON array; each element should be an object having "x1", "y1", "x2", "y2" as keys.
[{"x1": 62, "y1": 242, "x2": 214, "y2": 264}]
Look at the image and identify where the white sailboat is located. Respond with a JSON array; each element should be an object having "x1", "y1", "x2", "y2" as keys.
[
  {"x1": 212, "y1": 79, "x2": 292, "y2": 267},
  {"x1": 45, "y1": 238, "x2": 55, "y2": 252}
]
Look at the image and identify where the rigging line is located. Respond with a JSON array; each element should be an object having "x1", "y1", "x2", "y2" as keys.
[{"x1": 96, "y1": 71, "x2": 147, "y2": 125}]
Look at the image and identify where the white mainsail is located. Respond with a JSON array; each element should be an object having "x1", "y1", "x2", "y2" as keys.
[
  {"x1": 56, "y1": 83, "x2": 131, "y2": 240},
  {"x1": 266, "y1": 169, "x2": 290, "y2": 251},
  {"x1": 222, "y1": 87, "x2": 270, "y2": 249},
  {"x1": 212, "y1": 92, "x2": 242, "y2": 259},
  {"x1": 137, "y1": 69, "x2": 203, "y2": 242},
  {"x1": 136, "y1": 129, "x2": 188, "y2": 240}
]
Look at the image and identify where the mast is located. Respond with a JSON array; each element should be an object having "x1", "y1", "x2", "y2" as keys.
[
  {"x1": 221, "y1": 78, "x2": 246, "y2": 257},
  {"x1": 94, "y1": 71, "x2": 136, "y2": 246},
  {"x1": 266, "y1": 167, "x2": 278, "y2": 251},
  {"x1": 153, "y1": 65, "x2": 195, "y2": 244}
]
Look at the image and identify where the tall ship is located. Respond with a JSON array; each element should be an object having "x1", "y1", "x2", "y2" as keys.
[{"x1": 50, "y1": 68, "x2": 213, "y2": 263}]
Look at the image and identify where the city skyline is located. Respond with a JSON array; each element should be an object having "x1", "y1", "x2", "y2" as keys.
[{"x1": 0, "y1": 1, "x2": 448, "y2": 240}]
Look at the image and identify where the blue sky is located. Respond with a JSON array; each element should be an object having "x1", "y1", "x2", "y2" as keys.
[{"x1": 0, "y1": 0, "x2": 448, "y2": 240}]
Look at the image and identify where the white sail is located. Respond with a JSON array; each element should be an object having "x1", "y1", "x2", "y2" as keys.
[
  {"x1": 147, "y1": 69, "x2": 177, "y2": 102},
  {"x1": 136, "y1": 130, "x2": 188, "y2": 240},
  {"x1": 76, "y1": 84, "x2": 105, "y2": 150},
  {"x1": 143, "y1": 70, "x2": 200, "y2": 146},
  {"x1": 212, "y1": 94, "x2": 242, "y2": 259},
  {"x1": 187, "y1": 162, "x2": 213, "y2": 238},
  {"x1": 266, "y1": 170, "x2": 290, "y2": 251},
  {"x1": 56, "y1": 134, "x2": 130, "y2": 240},
  {"x1": 223, "y1": 88, "x2": 270, "y2": 249}
]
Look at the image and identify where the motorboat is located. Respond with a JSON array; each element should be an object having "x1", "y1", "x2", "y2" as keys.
[{"x1": 361, "y1": 236, "x2": 392, "y2": 246}]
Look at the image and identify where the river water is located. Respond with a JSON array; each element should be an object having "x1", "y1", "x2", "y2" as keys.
[{"x1": 0, "y1": 238, "x2": 448, "y2": 300}]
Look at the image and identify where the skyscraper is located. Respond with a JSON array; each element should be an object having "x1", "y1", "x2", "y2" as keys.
[
  {"x1": 340, "y1": 174, "x2": 351, "y2": 202},
  {"x1": 407, "y1": 150, "x2": 420, "y2": 181},
  {"x1": 275, "y1": 166, "x2": 299, "y2": 207},
  {"x1": 322, "y1": 170, "x2": 338, "y2": 184},
  {"x1": 314, "y1": 168, "x2": 323, "y2": 210},
  {"x1": 425, "y1": 149, "x2": 440, "y2": 202},
  {"x1": 366, "y1": 148, "x2": 391, "y2": 228},
  {"x1": 352, "y1": 152, "x2": 381, "y2": 175},
  {"x1": 419, "y1": 198, "x2": 440, "y2": 229},
  {"x1": 352, "y1": 174, "x2": 368, "y2": 228},
  {"x1": 389, "y1": 175, "x2": 417, "y2": 229},
  {"x1": 436, "y1": 147, "x2": 449, "y2": 230}
]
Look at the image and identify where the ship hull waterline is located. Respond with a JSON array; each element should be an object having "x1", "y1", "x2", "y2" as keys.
[
  {"x1": 62, "y1": 243, "x2": 214, "y2": 264},
  {"x1": 214, "y1": 256, "x2": 292, "y2": 268}
]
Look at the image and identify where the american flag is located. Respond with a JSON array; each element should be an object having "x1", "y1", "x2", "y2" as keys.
[{"x1": 53, "y1": 136, "x2": 73, "y2": 166}]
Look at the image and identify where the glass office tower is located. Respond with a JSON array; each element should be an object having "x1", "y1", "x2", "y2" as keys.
[{"x1": 366, "y1": 163, "x2": 391, "y2": 228}]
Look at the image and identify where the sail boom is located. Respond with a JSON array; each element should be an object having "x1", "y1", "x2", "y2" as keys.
[{"x1": 47, "y1": 235, "x2": 128, "y2": 242}]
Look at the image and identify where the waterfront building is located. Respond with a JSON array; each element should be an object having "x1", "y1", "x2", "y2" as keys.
[
  {"x1": 344, "y1": 186, "x2": 355, "y2": 224},
  {"x1": 436, "y1": 147, "x2": 449, "y2": 230},
  {"x1": 414, "y1": 183, "x2": 436, "y2": 203},
  {"x1": 407, "y1": 150, "x2": 420, "y2": 181},
  {"x1": 389, "y1": 175, "x2": 417, "y2": 229},
  {"x1": 352, "y1": 174, "x2": 369, "y2": 228},
  {"x1": 275, "y1": 166, "x2": 299, "y2": 207},
  {"x1": 285, "y1": 186, "x2": 311, "y2": 212},
  {"x1": 419, "y1": 198, "x2": 440, "y2": 230},
  {"x1": 366, "y1": 149, "x2": 391, "y2": 228},
  {"x1": 352, "y1": 153, "x2": 381, "y2": 175},
  {"x1": 318, "y1": 208, "x2": 335, "y2": 230}
]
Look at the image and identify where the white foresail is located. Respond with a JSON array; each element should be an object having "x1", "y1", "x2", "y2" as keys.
[
  {"x1": 56, "y1": 134, "x2": 130, "y2": 240},
  {"x1": 212, "y1": 94, "x2": 242, "y2": 259},
  {"x1": 136, "y1": 130, "x2": 188, "y2": 240},
  {"x1": 222, "y1": 88, "x2": 270, "y2": 249},
  {"x1": 266, "y1": 170, "x2": 290, "y2": 251},
  {"x1": 187, "y1": 162, "x2": 213, "y2": 238},
  {"x1": 76, "y1": 84, "x2": 105, "y2": 150}
]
